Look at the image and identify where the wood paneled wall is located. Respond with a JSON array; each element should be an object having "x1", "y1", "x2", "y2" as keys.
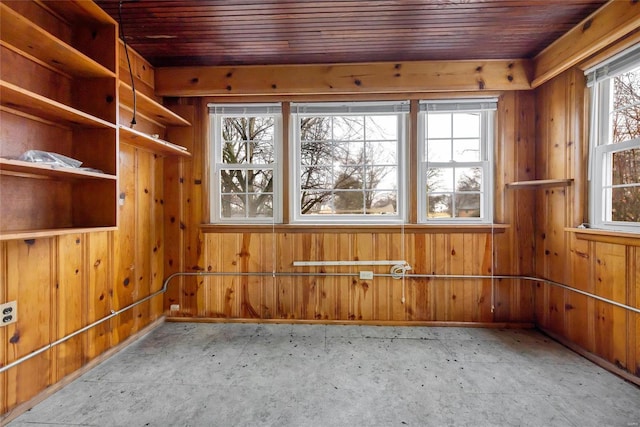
[
  {"x1": 0, "y1": 146, "x2": 165, "y2": 415},
  {"x1": 163, "y1": 91, "x2": 537, "y2": 325},
  {"x1": 534, "y1": 67, "x2": 640, "y2": 379}
]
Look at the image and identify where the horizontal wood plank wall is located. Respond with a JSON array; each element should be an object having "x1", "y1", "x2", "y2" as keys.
[
  {"x1": 534, "y1": 67, "x2": 640, "y2": 380},
  {"x1": 0, "y1": 147, "x2": 164, "y2": 416},
  {"x1": 165, "y1": 93, "x2": 536, "y2": 324}
]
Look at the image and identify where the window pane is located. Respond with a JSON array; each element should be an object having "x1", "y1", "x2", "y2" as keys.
[
  {"x1": 301, "y1": 140, "x2": 334, "y2": 166},
  {"x1": 334, "y1": 166, "x2": 363, "y2": 189},
  {"x1": 366, "y1": 115, "x2": 398, "y2": 140},
  {"x1": 342, "y1": 140, "x2": 365, "y2": 165},
  {"x1": 428, "y1": 168, "x2": 454, "y2": 192},
  {"x1": 455, "y1": 167, "x2": 482, "y2": 192},
  {"x1": 334, "y1": 190, "x2": 364, "y2": 214},
  {"x1": 222, "y1": 141, "x2": 246, "y2": 164},
  {"x1": 427, "y1": 194, "x2": 452, "y2": 218},
  {"x1": 366, "y1": 166, "x2": 396, "y2": 190},
  {"x1": 301, "y1": 190, "x2": 332, "y2": 215},
  {"x1": 333, "y1": 116, "x2": 364, "y2": 141},
  {"x1": 221, "y1": 194, "x2": 246, "y2": 218},
  {"x1": 248, "y1": 194, "x2": 273, "y2": 218},
  {"x1": 367, "y1": 191, "x2": 397, "y2": 214},
  {"x1": 612, "y1": 149, "x2": 640, "y2": 185},
  {"x1": 220, "y1": 170, "x2": 245, "y2": 193},
  {"x1": 301, "y1": 117, "x2": 330, "y2": 141},
  {"x1": 455, "y1": 193, "x2": 481, "y2": 218},
  {"x1": 367, "y1": 141, "x2": 397, "y2": 164},
  {"x1": 453, "y1": 139, "x2": 481, "y2": 161},
  {"x1": 612, "y1": 65, "x2": 640, "y2": 144},
  {"x1": 301, "y1": 166, "x2": 333, "y2": 189},
  {"x1": 453, "y1": 113, "x2": 480, "y2": 138},
  {"x1": 247, "y1": 169, "x2": 273, "y2": 192},
  {"x1": 427, "y1": 113, "x2": 451, "y2": 138},
  {"x1": 612, "y1": 186, "x2": 640, "y2": 222},
  {"x1": 426, "y1": 139, "x2": 451, "y2": 162}
]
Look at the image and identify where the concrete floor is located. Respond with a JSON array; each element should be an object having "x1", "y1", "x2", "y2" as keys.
[{"x1": 8, "y1": 323, "x2": 640, "y2": 427}]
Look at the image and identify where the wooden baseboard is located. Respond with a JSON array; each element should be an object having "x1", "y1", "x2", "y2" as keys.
[
  {"x1": 165, "y1": 317, "x2": 535, "y2": 329},
  {"x1": 1, "y1": 317, "x2": 165, "y2": 425},
  {"x1": 538, "y1": 326, "x2": 640, "y2": 388}
]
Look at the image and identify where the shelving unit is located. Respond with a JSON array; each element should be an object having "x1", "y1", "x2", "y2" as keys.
[
  {"x1": 0, "y1": 158, "x2": 117, "y2": 181},
  {"x1": 0, "y1": 3, "x2": 116, "y2": 78},
  {"x1": 505, "y1": 179, "x2": 574, "y2": 189},
  {"x1": 0, "y1": 80, "x2": 116, "y2": 129},
  {"x1": 119, "y1": 82, "x2": 191, "y2": 127},
  {"x1": 119, "y1": 126, "x2": 191, "y2": 157},
  {"x1": 0, "y1": 1, "x2": 118, "y2": 238}
]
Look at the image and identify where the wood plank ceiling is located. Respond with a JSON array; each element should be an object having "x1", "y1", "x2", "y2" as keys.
[{"x1": 96, "y1": 0, "x2": 608, "y2": 67}]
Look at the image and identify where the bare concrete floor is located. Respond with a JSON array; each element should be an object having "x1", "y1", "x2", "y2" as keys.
[{"x1": 8, "y1": 322, "x2": 640, "y2": 427}]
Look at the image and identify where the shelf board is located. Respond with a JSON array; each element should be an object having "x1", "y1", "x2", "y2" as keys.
[
  {"x1": 119, "y1": 82, "x2": 191, "y2": 127},
  {"x1": 119, "y1": 126, "x2": 191, "y2": 157},
  {"x1": 0, "y1": 80, "x2": 116, "y2": 129},
  {"x1": 0, "y1": 158, "x2": 116, "y2": 181},
  {"x1": 505, "y1": 179, "x2": 574, "y2": 189},
  {"x1": 0, "y1": 226, "x2": 118, "y2": 241},
  {"x1": 0, "y1": 3, "x2": 116, "y2": 78}
]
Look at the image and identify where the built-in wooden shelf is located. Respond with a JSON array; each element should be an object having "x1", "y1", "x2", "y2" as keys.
[
  {"x1": 0, "y1": 158, "x2": 117, "y2": 181},
  {"x1": 119, "y1": 82, "x2": 191, "y2": 127},
  {"x1": 0, "y1": 3, "x2": 116, "y2": 78},
  {"x1": 0, "y1": 226, "x2": 118, "y2": 242},
  {"x1": 0, "y1": 80, "x2": 116, "y2": 129},
  {"x1": 505, "y1": 179, "x2": 574, "y2": 189},
  {"x1": 119, "y1": 126, "x2": 191, "y2": 157}
]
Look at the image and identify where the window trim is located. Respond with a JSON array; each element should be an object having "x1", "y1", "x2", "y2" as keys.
[
  {"x1": 290, "y1": 101, "x2": 409, "y2": 224},
  {"x1": 208, "y1": 103, "x2": 283, "y2": 224},
  {"x1": 417, "y1": 99, "x2": 496, "y2": 224},
  {"x1": 587, "y1": 44, "x2": 640, "y2": 233}
]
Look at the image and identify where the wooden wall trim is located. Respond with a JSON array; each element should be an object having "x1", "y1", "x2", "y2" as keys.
[
  {"x1": 200, "y1": 224, "x2": 510, "y2": 234},
  {"x1": 166, "y1": 318, "x2": 534, "y2": 328},
  {"x1": 532, "y1": 0, "x2": 640, "y2": 88},
  {"x1": 567, "y1": 228, "x2": 640, "y2": 247},
  {"x1": 155, "y1": 60, "x2": 531, "y2": 97}
]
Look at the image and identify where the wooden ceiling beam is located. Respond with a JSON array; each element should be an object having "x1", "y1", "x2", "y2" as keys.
[
  {"x1": 532, "y1": 0, "x2": 640, "y2": 88},
  {"x1": 155, "y1": 59, "x2": 531, "y2": 97}
]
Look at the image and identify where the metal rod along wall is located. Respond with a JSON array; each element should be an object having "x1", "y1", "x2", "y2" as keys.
[{"x1": 1, "y1": 271, "x2": 639, "y2": 374}]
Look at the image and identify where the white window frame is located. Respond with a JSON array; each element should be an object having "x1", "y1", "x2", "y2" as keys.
[
  {"x1": 417, "y1": 99, "x2": 496, "y2": 224},
  {"x1": 290, "y1": 101, "x2": 409, "y2": 224},
  {"x1": 208, "y1": 103, "x2": 282, "y2": 224},
  {"x1": 587, "y1": 44, "x2": 640, "y2": 233}
]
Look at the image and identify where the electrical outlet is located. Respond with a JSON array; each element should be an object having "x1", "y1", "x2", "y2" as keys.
[
  {"x1": 359, "y1": 271, "x2": 374, "y2": 280},
  {"x1": 170, "y1": 304, "x2": 180, "y2": 312},
  {"x1": 1, "y1": 301, "x2": 17, "y2": 326}
]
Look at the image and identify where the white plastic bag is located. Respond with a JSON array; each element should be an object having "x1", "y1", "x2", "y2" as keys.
[{"x1": 18, "y1": 150, "x2": 82, "y2": 168}]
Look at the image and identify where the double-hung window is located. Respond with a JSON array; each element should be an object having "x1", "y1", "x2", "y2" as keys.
[
  {"x1": 290, "y1": 101, "x2": 409, "y2": 223},
  {"x1": 587, "y1": 44, "x2": 640, "y2": 232},
  {"x1": 209, "y1": 104, "x2": 282, "y2": 223},
  {"x1": 418, "y1": 99, "x2": 496, "y2": 223}
]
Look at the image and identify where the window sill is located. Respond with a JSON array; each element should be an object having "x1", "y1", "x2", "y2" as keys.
[
  {"x1": 201, "y1": 223, "x2": 510, "y2": 234},
  {"x1": 566, "y1": 227, "x2": 640, "y2": 246}
]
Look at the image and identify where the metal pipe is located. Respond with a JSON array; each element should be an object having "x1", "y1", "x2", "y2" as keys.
[{"x1": 2, "y1": 270, "x2": 638, "y2": 374}]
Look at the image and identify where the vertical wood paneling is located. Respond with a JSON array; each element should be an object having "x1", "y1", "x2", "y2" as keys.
[
  {"x1": 4, "y1": 239, "x2": 53, "y2": 410},
  {"x1": 535, "y1": 67, "x2": 638, "y2": 380},
  {"x1": 54, "y1": 234, "x2": 86, "y2": 379},
  {"x1": 134, "y1": 150, "x2": 153, "y2": 330},
  {"x1": 151, "y1": 153, "x2": 165, "y2": 318},
  {"x1": 86, "y1": 232, "x2": 112, "y2": 360},
  {"x1": 113, "y1": 144, "x2": 136, "y2": 343}
]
